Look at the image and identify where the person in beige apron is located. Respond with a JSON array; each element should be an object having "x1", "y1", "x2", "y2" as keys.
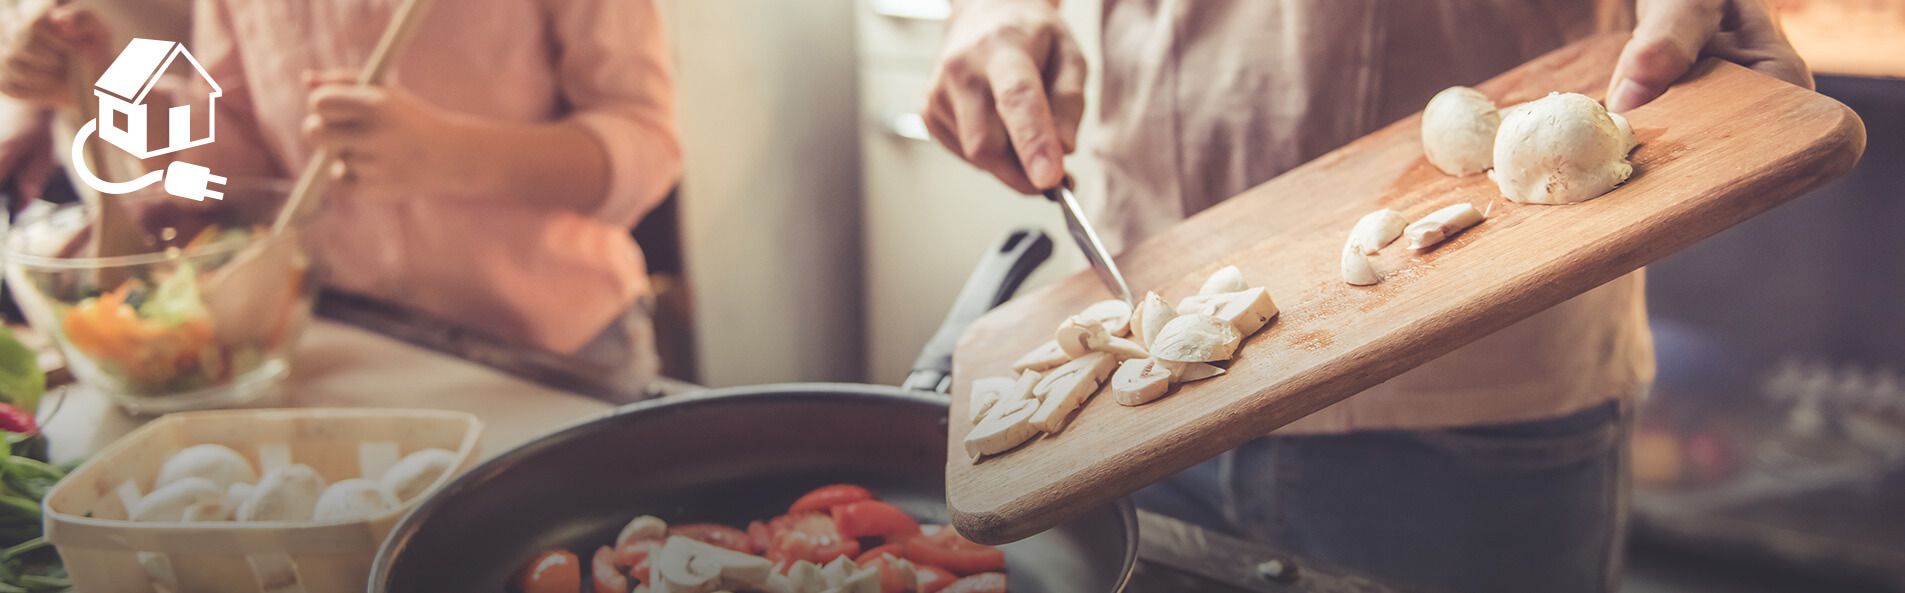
[{"x1": 925, "y1": 1, "x2": 1810, "y2": 591}]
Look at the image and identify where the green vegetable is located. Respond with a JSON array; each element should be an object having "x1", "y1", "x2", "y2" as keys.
[
  {"x1": 0, "y1": 330, "x2": 44, "y2": 415},
  {"x1": 137, "y1": 260, "x2": 209, "y2": 326}
]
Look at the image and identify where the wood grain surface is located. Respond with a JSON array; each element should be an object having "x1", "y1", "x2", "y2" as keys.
[{"x1": 945, "y1": 34, "x2": 1867, "y2": 544}]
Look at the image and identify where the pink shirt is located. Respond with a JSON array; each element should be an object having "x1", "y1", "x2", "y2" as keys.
[{"x1": 187, "y1": 0, "x2": 682, "y2": 353}]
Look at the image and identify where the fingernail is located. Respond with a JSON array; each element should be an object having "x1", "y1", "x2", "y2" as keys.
[
  {"x1": 1027, "y1": 153, "x2": 1058, "y2": 188},
  {"x1": 1608, "y1": 79, "x2": 1652, "y2": 113}
]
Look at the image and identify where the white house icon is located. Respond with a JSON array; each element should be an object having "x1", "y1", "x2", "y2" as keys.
[{"x1": 93, "y1": 38, "x2": 221, "y2": 159}]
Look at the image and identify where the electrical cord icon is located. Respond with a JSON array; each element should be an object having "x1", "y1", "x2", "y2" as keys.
[{"x1": 70, "y1": 119, "x2": 226, "y2": 201}]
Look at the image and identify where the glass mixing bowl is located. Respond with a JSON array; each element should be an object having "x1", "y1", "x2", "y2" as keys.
[{"x1": 4, "y1": 180, "x2": 319, "y2": 414}]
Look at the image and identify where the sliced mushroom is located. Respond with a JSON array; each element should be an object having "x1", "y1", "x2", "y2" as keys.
[
  {"x1": 1129, "y1": 291, "x2": 1175, "y2": 350},
  {"x1": 1404, "y1": 203, "x2": 1484, "y2": 250},
  {"x1": 1150, "y1": 315, "x2": 1241, "y2": 363},
  {"x1": 1011, "y1": 340, "x2": 1071, "y2": 372},
  {"x1": 1158, "y1": 360, "x2": 1226, "y2": 383},
  {"x1": 1341, "y1": 244, "x2": 1379, "y2": 286},
  {"x1": 1055, "y1": 316, "x2": 1112, "y2": 357},
  {"x1": 820, "y1": 556, "x2": 856, "y2": 587},
  {"x1": 1111, "y1": 358, "x2": 1174, "y2": 406},
  {"x1": 1174, "y1": 287, "x2": 1278, "y2": 336},
  {"x1": 652, "y1": 536, "x2": 774, "y2": 593},
  {"x1": 1346, "y1": 209, "x2": 1407, "y2": 255},
  {"x1": 1198, "y1": 265, "x2": 1246, "y2": 295},
  {"x1": 1097, "y1": 337, "x2": 1149, "y2": 360},
  {"x1": 963, "y1": 398, "x2": 1040, "y2": 459},
  {"x1": 617, "y1": 515, "x2": 669, "y2": 547},
  {"x1": 1030, "y1": 352, "x2": 1116, "y2": 432},
  {"x1": 966, "y1": 377, "x2": 1015, "y2": 423},
  {"x1": 1074, "y1": 299, "x2": 1134, "y2": 336}
]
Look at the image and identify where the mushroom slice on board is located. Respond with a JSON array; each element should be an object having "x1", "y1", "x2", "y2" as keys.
[
  {"x1": 1404, "y1": 203, "x2": 1485, "y2": 250},
  {"x1": 1030, "y1": 352, "x2": 1116, "y2": 433},
  {"x1": 1129, "y1": 291, "x2": 1176, "y2": 350},
  {"x1": 968, "y1": 371, "x2": 1039, "y2": 422},
  {"x1": 1111, "y1": 358, "x2": 1174, "y2": 406},
  {"x1": 1174, "y1": 287, "x2": 1279, "y2": 336},
  {"x1": 1158, "y1": 360, "x2": 1226, "y2": 383},
  {"x1": 1151, "y1": 316, "x2": 1242, "y2": 363},
  {"x1": 1346, "y1": 209, "x2": 1408, "y2": 255},
  {"x1": 1074, "y1": 299, "x2": 1135, "y2": 336},
  {"x1": 1341, "y1": 244, "x2": 1380, "y2": 286},
  {"x1": 965, "y1": 398, "x2": 1041, "y2": 459},
  {"x1": 1011, "y1": 340, "x2": 1070, "y2": 372},
  {"x1": 1098, "y1": 337, "x2": 1149, "y2": 360},
  {"x1": 1055, "y1": 316, "x2": 1112, "y2": 357},
  {"x1": 966, "y1": 377, "x2": 1015, "y2": 423},
  {"x1": 1198, "y1": 265, "x2": 1247, "y2": 295}
]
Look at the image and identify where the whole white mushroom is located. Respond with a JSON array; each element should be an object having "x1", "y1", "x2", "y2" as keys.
[
  {"x1": 130, "y1": 477, "x2": 226, "y2": 522},
  {"x1": 1489, "y1": 92, "x2": 1635, "y2": 205},
  {"x1": 1420, "y1": 86, "x2": 1501, "y2": 176},
  {"x1": 155, "y1": 444, "x2": 258, "y2": 491},
  {"x1": 237, "y1": 464, "x2": 328, "y2": 522},
  {"x1": 380, "y1": 448, "x2": 458, "y2": 502},
  {"x1": 312, "y1": 479, "x2": 399, "y2": 522}
]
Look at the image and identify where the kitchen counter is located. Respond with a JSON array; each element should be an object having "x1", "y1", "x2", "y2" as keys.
[{"x1": 40, "y1": 321, "x2": 619, "y2": 466}]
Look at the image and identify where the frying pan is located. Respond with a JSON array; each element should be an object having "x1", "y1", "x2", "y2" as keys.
[{"x1": 371, "y1": 229, "x2": 1141, "y2": 592}]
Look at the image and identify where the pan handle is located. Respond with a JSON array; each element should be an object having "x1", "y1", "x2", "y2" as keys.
[{"x1": 901, "y1": 228, "x2": 1053, "y2": 394}]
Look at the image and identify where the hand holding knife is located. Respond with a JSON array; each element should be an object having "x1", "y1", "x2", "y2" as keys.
[{"x1": 1045, "y1": 178, "x2": 1135, "y2": 305}]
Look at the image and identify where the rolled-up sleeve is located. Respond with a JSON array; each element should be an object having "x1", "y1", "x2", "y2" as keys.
[{"x1": 550, "y1": 0, "x2": 683, "y2": 228}]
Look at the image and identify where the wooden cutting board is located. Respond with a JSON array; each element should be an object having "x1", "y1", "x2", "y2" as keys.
[{"x1": 945, "y1": 33, "x2": 1866, "y2": 544}]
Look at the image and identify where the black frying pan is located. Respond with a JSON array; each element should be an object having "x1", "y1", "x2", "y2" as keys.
[{"x1": 371, "y1": 229, "x2": 1141, "y2": 592}]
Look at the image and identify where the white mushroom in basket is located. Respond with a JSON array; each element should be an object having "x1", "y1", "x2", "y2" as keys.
[
  {"x1": 312, "y1": 478, "x2": 399, "y2": 522},
  {"x1": 236, "y1": 464, "x2": 328, "y2": 522},
  {"x1": 130, "y1": 477, "x2": 228, "y2": 522},
  {"x1": 1404, "y1": 203, "x2": 1486, "y2": 250},
  {"x1": 381, "y1": 448, "x2": 459, "y2": 502},
  {"x1": 155, "y1": 443, "x2": 258, "y2": 491},
  {"x1": 1490, "y1": 92, "x2": 1635, "y2": 205}
]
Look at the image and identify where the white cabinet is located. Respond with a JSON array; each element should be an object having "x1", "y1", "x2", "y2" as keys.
[{"x1": 855, "y1": 0, "x2": 1103, "y2": 383}]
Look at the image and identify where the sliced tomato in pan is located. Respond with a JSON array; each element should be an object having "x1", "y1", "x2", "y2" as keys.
[
  {"x1": 788, "y1": 483, "x2": 874, "y2": 514},
  {"x1": 833, "y1": 500, "x2": 922, "y2": 540},
  {"x1": 590, "y1": 546, "x2": 628, "y2": 593},
  {"x1": 901, "y1": 529, "x2": 1005, "y2": 576},
  {"x1": 669, "y1": 522, "x2": 756, "y2": 554},
  {"x1": 766, "y1": 512, "x2": 862, "y2": 565},
  {"x1": 939, "y1": 572, "x2": 1008, "y2": 593}
]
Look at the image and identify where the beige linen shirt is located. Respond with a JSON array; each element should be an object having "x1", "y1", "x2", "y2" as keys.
[{"x1": 1096, "y1": 0, "x2": 1655, "y2": 433}]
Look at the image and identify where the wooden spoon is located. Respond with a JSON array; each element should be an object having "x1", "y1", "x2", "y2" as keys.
[{"x1": 201, "y1": 0, "x2": 436, "y2": 346}]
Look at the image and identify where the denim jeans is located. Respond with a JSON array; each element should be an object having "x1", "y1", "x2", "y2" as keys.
[{"x1": 1133, "y1": 400, "x2": 1631, "y2": 593}]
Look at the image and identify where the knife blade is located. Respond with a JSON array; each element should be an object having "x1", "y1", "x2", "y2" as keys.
[{"x1": 1046, "y1": 181, "x2": 1135, "y2": 304}]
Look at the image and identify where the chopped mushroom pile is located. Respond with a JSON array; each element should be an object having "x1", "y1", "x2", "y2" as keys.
[
  {"x1": 511, "y1": 484, "x2": 1008, "y2": 593},
  {"x1": 964, "y1": 266, "x2": 1278, "y2": 460}
]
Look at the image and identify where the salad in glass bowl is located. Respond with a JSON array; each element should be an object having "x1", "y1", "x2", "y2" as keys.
[{"x1": 4, "y1": 180, "x2": 318, "y2": 414}]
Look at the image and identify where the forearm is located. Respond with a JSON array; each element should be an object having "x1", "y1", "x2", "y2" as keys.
[{"x1": 447, "y1": 117, "x2": 610, "y2": 213}]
